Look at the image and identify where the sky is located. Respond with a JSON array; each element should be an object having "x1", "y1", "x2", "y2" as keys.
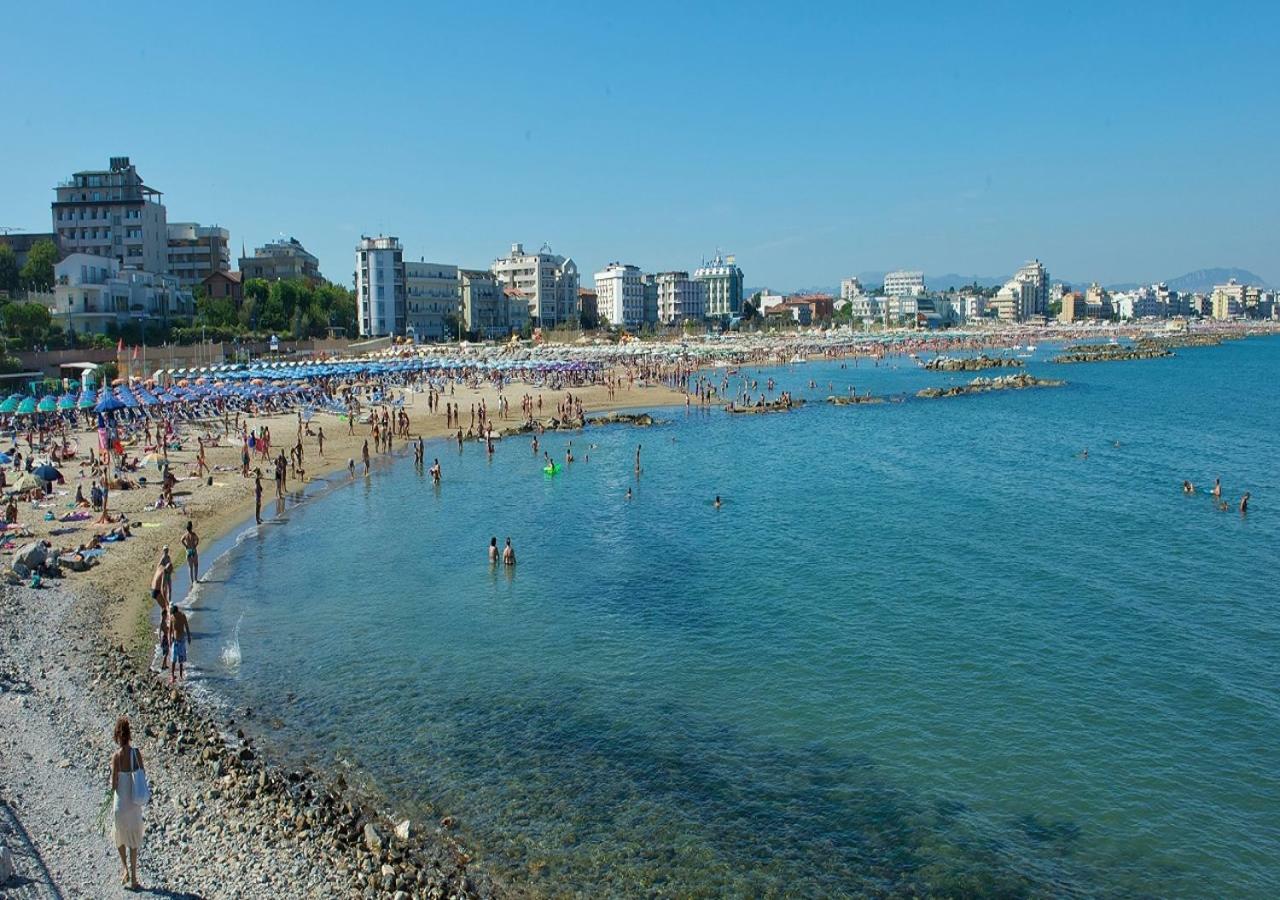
[{"x1": 2, "y1": 0, "x2": 1278, "y2": 290}]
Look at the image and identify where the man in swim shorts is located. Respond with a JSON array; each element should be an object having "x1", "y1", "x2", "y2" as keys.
[{"x1": 169, "y1": 604, "x2": 190, "y2": 685}]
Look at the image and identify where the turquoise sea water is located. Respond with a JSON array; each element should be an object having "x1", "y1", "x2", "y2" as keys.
[{"x1": 192, "y1": 338, "x2": 1280, "y2": 897}]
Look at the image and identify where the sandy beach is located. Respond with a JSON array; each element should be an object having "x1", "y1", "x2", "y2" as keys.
[{"x1": 0, "y1": 373, "x2": 684, "y2": 899}]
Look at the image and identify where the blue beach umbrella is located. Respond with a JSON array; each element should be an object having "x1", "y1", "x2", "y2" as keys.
[
  {"x1": 94, "y1": 394, "x2": 127, "y2": 414},
  {"x1": 15, "y1": 397, "x2": 38, "y2": 416}
]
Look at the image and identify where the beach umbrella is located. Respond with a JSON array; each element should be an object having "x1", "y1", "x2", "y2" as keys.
[
  {"x1": 15, "y1": 397, "x2": 37, "y2": 416},
  {"x1": 0, "y1": 396, "x2": 19, "y2": 414},
  {"x1": 12, "y1": 472, "x2": 44, "y2": 492},
  {"x1": 37, "y1": 396, "x2": 57, "y2": 414},
  {"x1": 94, "y1": 394, "x2": 127, "y2": 413},
  {"x1": 32, "y1": 464, "x2": 61, "y2": 483},
  {"x1": 57, "y1": 394, "x2": 77, "y2": 411}
]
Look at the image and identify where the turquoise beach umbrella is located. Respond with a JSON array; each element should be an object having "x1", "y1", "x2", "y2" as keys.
[
  {"x1": 37, "y1": 396, "x2": 57, "y2": 413},
  {"x1": 15, "y1": 397, "x2": 38, "y2": 416},
  {"x1": 0, "y1": 396, "x2": 19, "y2": 414}
]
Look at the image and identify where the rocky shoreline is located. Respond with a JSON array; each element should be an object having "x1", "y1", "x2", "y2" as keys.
[
  {"x1": 825, "y1": 394, "x2": 885, "y2": 406},
  {"x1": 922, "y1": 354, "x2": 1024, "y2": 371},
  {"x1": 725, "y1": 398, "x2": 806, "y2": 414},
  {"x1": 1051, "y1": 341, "x2": 1174, "y2": 364},
  {"x1": 916, "y1": 373, "x2": 1066, "y2": 399}
]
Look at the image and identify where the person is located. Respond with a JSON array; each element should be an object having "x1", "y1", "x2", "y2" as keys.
[
  {"x1": 714, "y1": 495, "x2": 722, "y2": 509},
  {"x1": 1240, "y1": 492, "x2": 1250, "y2": 514},
  {"x1": 635, "y1": 444, "x2": 642, "y2": 474},
  {"x1": 362, "y1": 440, "x2": 370, "y2": 477},
  {"x1": 181, "y1": 521, "x2": 199, "y2": 584},
  {"x1": 502, "y1": 537, "x2": 516, "y2": 566},
  {"x1": 347, "y1": 458, "x2": 355, "y2": 479},
  {"x1": 169, "y1": 604, "x2": 190, "y2": 685},
  {"x1": 488, "y1": 536, "x2": 499, "y2": 563},
  {"x1": 254, "y1": 469, "x2": 263, "y2": 525},
  {"x1": 110, "y1": 716, "x2": 145, "y2": 890},
  {"x1": 154, "y1": 601, "x2": 170, "y2": 673},
  {"x1": 430, "y1": 458, "x2": 441, "y2": 484},
  {"x1": 317, "y1": 426, "x2": 325, "y2": 458},
  {"x1": 625, "y1": 487, "x2": 632, "y2": 501},
  {"x1": 1212, "y1": 477, "x2": 1222, "y2": 499},
  {"x1": 1182, "y1": 480, "x2": 1195, "y2": 494}
]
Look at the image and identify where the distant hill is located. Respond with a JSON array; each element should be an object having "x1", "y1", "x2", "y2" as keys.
[{"x1": 1163, "y1": 268, "x2": 1271, "y2": 293}]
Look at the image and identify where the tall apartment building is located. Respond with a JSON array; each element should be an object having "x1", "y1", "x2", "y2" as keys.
[
  {"x1": 642, "y1": 275, "x2": 659, "y2": 325},
  {"x1": 990, "y1": 278, "x2": 1036, "y2": 321},
  {"x1": 491, "y1": 242, "x2": 579, "y2": 328},
  {"x1": 655, "y1": 272, "x2": 706, "y2": 325},
  {"x1": 1013, "y1": 259, "x2": 1050, "y2": 317},
  {"x1": 1211, "y1": 279, "x2": 1246, "y2": 320},
  {"x1": 840, "y1": 277, "x2": 864, "y2": 302},
  {"x1": 167, "y1": 223, "x2": 230, "y2": 289},
  {"x1": 594, "y1": 263, "x2": 646, "y2": 329},
  {"x1": 693, "y1": 253, "x2": 744, "y2": 319},
  {"x1": 52, "y1": 156, "x2": 167, "y2": 274},
  {"x1": 355, "y1": 236, "x2": 406, "y2": 337},
  {"x1": 239, "y1": 237, "x2": 321, "y2": 283},
  {"x1": 405, "y1": 260, "x2": 459, "y2": 342},
  {"x1": 461, "y1": 269, "x2": 526, "y2": 339},
  {"x1": 883, "y1": 270, "x2": 925, "y2": 297}
]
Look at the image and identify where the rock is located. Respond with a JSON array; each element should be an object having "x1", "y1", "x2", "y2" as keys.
[
  {"x1": 394, "y1": 819, "x2": 410, "y2": 841},
  {"x1": 363, "y1": 822, "x2": 382, "y2": 855},
  {"x1": 0, "y1": 843, "x2": 13, "y2": 885}
]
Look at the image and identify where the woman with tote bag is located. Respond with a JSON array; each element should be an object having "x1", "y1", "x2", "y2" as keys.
[{"x1": 109, "y1": 716, "x2": 147, "y2": 889}]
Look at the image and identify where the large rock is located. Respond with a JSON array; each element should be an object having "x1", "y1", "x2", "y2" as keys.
[
  {"x1": 0, "y1": 843, "x2": 13, "y2": 885},
  {"x1": 363, "y1": 822, "x2": 382, "y2": 854}
]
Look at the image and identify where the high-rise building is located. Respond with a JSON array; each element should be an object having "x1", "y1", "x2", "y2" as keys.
[
  {"x1": 405, "y1": 260, "x2": 459, "y2": 342},
  {"x1": 883, "y1": 270, "x2": 925, "y2": 297},
  {"x1": 655, "y1": 272, "x2": 706, "y2": 324},
  {"x1": 239, "y1": 237, "x2": 321, "y2": 283},
  {"x1": 840, "y1": 277, "x2": 864, "y2": 302},
  {"x1": 52, "y1": 156, "x2": 167, "y2": 274},
  {"x1": 491, "y1": 242, "x2": 579, "y2": 327},
  {"x1": 594, "y1": 263, "x2": 646, "y2": 329},
  {"x1": 693, "y1": 253, "x2": 743, "y2": 319},
  {"x1": 642, "y1": 275, "x2": 659, "y2": 325},
  {"x1": 1013, "y1": 259, "x2": 1050, "y2": 317},
  {"x1": 355, "y1": 236, "x2": 405, "y2": 337},
  {"x1": 1211, "y1": 279, "x2": 1246, "y2": 320},
  {"x1": 167, "y1": 223, "x2": 230, "y2": 289}
]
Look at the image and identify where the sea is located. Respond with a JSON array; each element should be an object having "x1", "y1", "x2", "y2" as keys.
[{"x1": 187, "y1": 336, "x2": 1280, "y2": 898}]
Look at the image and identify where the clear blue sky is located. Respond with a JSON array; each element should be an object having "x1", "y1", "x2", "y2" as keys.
[{"x1": 3, "y1": 1, "x2": 1278, "y2": 288}]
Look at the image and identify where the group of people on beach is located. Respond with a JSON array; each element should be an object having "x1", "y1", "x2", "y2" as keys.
[{"x1": 150, "y1": 526, "x2": 196, "y2": 685}]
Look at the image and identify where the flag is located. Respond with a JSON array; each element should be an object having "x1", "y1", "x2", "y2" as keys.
[
  {"x1": 117, "y1": 338, "x2": 124, "y2": 352},
  {"x1": 132, "y1": 345, "x2": 139, "y2": 360}
]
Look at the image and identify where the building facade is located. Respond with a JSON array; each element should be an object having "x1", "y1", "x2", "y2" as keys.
[
  {"x1": 594, "y1": 263, "x2": 646, "y2": 329},
  {"x1": 167, "y1": 223, "x2": 230, "y2": 289},
  {"x1": 52, "y1": 157, "x2": 167, "y2": 275},
  {"x1": 355, "y1": 236, "x2": 406, "y2": 337},
  {"x1": 53, "y1": 253, "x2": 193, "y2": 335},
  {"x1": 693, "y1": 253, "x2": 744, "y2": 319},
  {"x1": 1013, "y1": 259, "x2": 1050, "y2": 317},
  {"x1": 201, "y1": 270, "x2": 243, "y2": 305},
  {"x1": 883, "y1": 270, "x2": 925, "y2": 297},
  {"x1": 405, "y1": 260, "x2": 459, "y2": 342},
  {"x1": 238, "y1": 237, "x2": 321, "y2": 283},
  {"x1": 990, "y1": 278, "x2": 1036, "y2": 321},
  {"x1": 491, "y1": 242, "x2": 579, "y2": 328},
  {"x1": 461, "y1": 269, "x2": 526, "y2": 339},
  {"x1": 1210, "y1": 279, "x2": 1246, "y2": 320},
  {"x1": 840, "y1": 277, "x2": 864, "y2": 302},
  {"x1": 655, "y1": 272, "x2": 706, "y2": 325}
]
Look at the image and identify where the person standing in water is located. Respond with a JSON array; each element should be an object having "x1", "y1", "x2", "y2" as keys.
[
  {"x1": 169, "y1": 604, "x2": 190, "y2": 685},
  {"x1": 254, "y1": 469, "x2": 263, "y2": 524},
  {"x1": 714, "y1": 495, "x2": 722, "y2": 509},
  {"x1": 1240, "y1": 492, "x2": 1250, "y2": 514},
  {"x1": 1212, "y1": 477, "x2": 1222, "y2": 499},
  {"x1": 635, "y1": 444, "x2": 642, "y2": 475},
  {"x1": 430, "y1": 458, "x2": 441, "y2": 484},
  {"x1": 488, "y1": 536, "x2": 499, "y2": 563},
  {"x1": 503, "y1": 537, "x2": 516, "y2": 566},
  {"x1": 181, "y1": 521, "x2": 199, "y2": 584}
]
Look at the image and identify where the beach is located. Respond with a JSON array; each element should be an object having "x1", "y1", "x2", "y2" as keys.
[{"x1": 0, "y1": 372, "x2": 684, "y2": 899}]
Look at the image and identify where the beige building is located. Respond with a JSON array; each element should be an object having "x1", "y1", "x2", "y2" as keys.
[
  {"x1": 167, "y1": 223, "x2": 230, "y2": 289},
  {"x1": 461, "y1": 269, "x2": 525, "y2": 339},
  {"x1": 239, "y1": 237, "x2": 321, "y2": 283},
  {"x1": 405, "y1": 260, "x2": 459, "y2": 341},
  {"x1": 491, "y1": 242, "x2": 579, "y2": 327},
  {"x1": 52, "y1": 156, "x2": 167, "y2": 275},
  {"x1": 1210, "y1": 279, "x2": 1246, "y2": 320},
  {"x1": 655, "y1": 272, "x2": 706, "y2": 325}
]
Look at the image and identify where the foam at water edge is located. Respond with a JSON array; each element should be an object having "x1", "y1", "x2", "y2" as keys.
[{"x1": 221, "y1": 612, "x2": 243, "y2": 669}]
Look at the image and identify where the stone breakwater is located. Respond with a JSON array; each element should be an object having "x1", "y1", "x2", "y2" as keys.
[
  {"x1": 826, "y1": 394, "x2": 886, "y2": 406},
  {"x1": 90, "y1": 642, "x2": 497, "y2": 899},
  {"x1": 922, "y1": 355, "x2": 1024, "y2": 371},
  {"x1": 725, "y1": 398, "x2": 806, "y2": 414},
  {"x1": 916, "y1": 373, "x2": 1066, "y2": 399},
  {"x1": 1052, "y1": 342, "x2": 1174, "y2": 364}
]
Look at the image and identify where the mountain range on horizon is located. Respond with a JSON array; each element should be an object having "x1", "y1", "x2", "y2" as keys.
[{"x1": 768, "y1": 267, "x2": 1272, "y2": 298}]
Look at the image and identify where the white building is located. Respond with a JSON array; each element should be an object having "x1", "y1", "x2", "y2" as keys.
[
  {"x1": 990, "y1": 278, "x2": 1036, "y2": 321},
  {"x1": 166, "y1": 223, "x2": 230, "y2": 289},
  {"x1": 594, "y1": 263, "x2": 646, "y2": 329},
  {"x1": 405, "y1": 260, "x2": 458, "y2": 342},
  {"x1": 1013, "y1": 259, "x2": 1050, "y2": 317},
  {"x1": 848, "y1": 295, "x2": 882, "y2": 320},
  {"x1": 491, "y1": 242, "x2": 579, "y2": 328},
  {"x1": 840, "y1": 277, "x2": 864, "y2": 302},
  {"x1": 655, "y1": 272, "x2": 706, "y2": 325},
  {"x1": 52, "y1": 157, "x2": 167, "y2": 276},
  {"x1": 53, "y1": 253, "x2": 194, "y2": 335},
  {"x1": 883, "y1": 270, "x2": 925, "y2": 297},
  {"x1": 461, "y1": 269, "x2": 526, "y2": 339},
  {"x1": 355, "y1": 236, "x2": 405, "y2": 337},
  {"x1": 960, "y1": 294, "x2": 987, "y2": 321},
  {"x1": 693, "y1": 253, "x2": 744, "y2": 319}
]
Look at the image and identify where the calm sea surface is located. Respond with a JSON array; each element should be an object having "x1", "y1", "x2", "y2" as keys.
[{"x1": 191, "y1": 337, "x2": 1280, "y2": 897}]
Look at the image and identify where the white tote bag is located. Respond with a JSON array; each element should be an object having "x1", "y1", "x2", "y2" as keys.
[{"x1": 130, "y1": 748, "x2": 150, "y2": 806}]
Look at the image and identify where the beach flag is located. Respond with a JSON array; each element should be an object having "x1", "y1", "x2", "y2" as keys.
[
  {"x1": 132, "y1": 345, "x2": 139, "y2": 360},
  {"x1": 117, "y1": 338, "x2": 124, "y2": 352}
]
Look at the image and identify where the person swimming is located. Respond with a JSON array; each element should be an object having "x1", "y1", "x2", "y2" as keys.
[
  {"x1": 1182, "y1": 480, "x2": 1195, "y2": 494},
  {"x1": 714, "y1": 495, "x2": 722, "y2": 509},
  {"x1": 625, "y1": 488, "x2": 632, "y2": 501}
]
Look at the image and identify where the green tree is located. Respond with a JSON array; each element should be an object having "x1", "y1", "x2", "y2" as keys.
[
  {"x1": 19, "y1": 239, "x2": 58, "y2": 291},
  {"x1": 197, "y1": 294, "x2": 239, "y2": 328},
  {"x1": 3, "y1": 301, "x2": 53, "y2": 345},
  {"x1": 0, "y1": 242, "x2": 19, "y2": 294}
]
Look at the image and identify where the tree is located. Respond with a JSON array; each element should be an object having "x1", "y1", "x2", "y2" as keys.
[
  {"x1": 19, "y1": 239, "x2": 58, "y2": 291},
  {"x1": 0, "y1": 243, "x2": 19, "y2": 294},
  {"x1": 3, "y1": 301, "x2": 53, "y2": 345}
]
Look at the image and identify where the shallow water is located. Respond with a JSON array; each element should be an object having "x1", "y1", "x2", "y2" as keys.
[{"x1": 194, "y1": 338, "x2": 1280, "y2": 897}]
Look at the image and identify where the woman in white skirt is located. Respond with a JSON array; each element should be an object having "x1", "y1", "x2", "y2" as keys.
[{"x1": 109, "y1": 716, "x2": 145, "y2": 889}]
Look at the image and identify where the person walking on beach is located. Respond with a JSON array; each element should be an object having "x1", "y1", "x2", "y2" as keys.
[
  {"x1": 317, "y1": 426, "x2": 325, "y2": 458},
  {"x1": 156, "y1": 548, "x2": 174, "y2": 608},
  {"x1": 110, "y1": 716, "x2": 145, "y2": 890},
  {"x1": 254, "y1": 469, "x2": 263, "y2": 525},
  {"x1": 169, "y1": 604, "x2": 190, "y2": 685},
  {"x1": 181, "y1": 521, "x2": 199, "y2": 584}
]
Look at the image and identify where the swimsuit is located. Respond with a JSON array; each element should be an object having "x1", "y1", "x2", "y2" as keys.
[{"x1": 172, "y1": 638, "x2": 187, "y2": 663}]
